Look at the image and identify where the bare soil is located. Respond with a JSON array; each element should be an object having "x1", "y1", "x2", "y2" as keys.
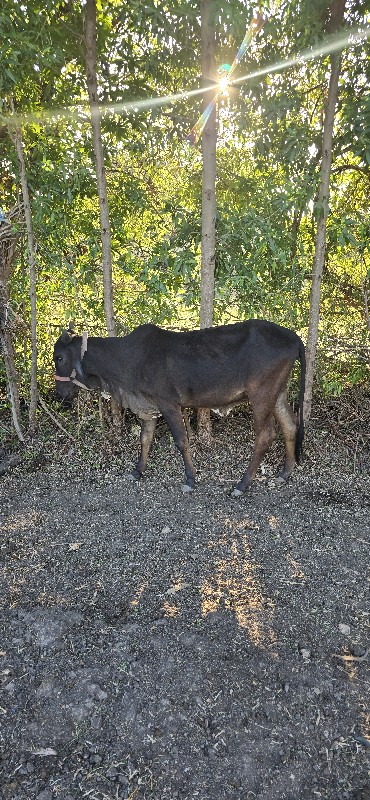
[{"x1": 0, "y1": 392, "x2": 369, "y2": 800}]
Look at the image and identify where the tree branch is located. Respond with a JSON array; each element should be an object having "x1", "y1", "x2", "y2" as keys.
[{"x1": 333, "y1": 163, "x2": 370, "y2": 178}]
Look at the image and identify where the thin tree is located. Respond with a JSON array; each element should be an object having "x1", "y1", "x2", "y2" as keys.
[
  {"x1": 0, "y1": 204, "x2": 25, "y2": 442},
  {"x1": 85, "y1": 0, "x2": 122, "y2": 428},
  {"x1": 303, "y1": 0, "x2": 346, "y2": 421},
  {"x1": 199, "y1": 0, "x2": 217, "y2": 330},
  {"x1": 10, "y1": 101, "x2": 38, "y2": 434},
  {"x1": 360, "y1": 252, "x2": 370, "y2": 335},
  {"x1": 197, "y1": 0, "x2": 217, "y2": 440},
  {"x1": 85, "y1": 0, "x2": 116, "y2": 339}
]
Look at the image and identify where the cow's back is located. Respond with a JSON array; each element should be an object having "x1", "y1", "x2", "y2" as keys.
[{"x1": 124, "y1": 320, "x2": 301, "y2": 408}]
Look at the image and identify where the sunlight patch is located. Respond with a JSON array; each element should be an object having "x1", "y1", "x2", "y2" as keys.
[
  {"x1": 161, "y1": 601, "x2": 180, "y2": 618},
  {"x1": 0, "y1": 511, "x2": 42, "y2": 532},
  {"x1": 201, "y1": 523, "x2": 276, "y2": 648},
  {"x1": 130, "y1": 581, "x2": 149, "y2": 608}
]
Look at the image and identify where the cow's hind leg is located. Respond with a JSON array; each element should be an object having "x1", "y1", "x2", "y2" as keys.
[
  {"x1": 160, "y1": 405, "x2": 196, "y2": 492},
  {"x1": 231, "y1": 412, "x2": 276, "y2": 497},
  {"x1": 130, "y1": 417, "x2": 157, "y2": 480},
  {"x1": 273, "y1": 391, "x2": 298, "y2": 480}
]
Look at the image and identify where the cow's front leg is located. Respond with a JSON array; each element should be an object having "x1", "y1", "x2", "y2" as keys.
[
  {"x1": 131, "y1": 417, "x2": 157, "y2": 480},
  {"x1": 160, "y1": 404, "x2": 196, "y2": 492}
]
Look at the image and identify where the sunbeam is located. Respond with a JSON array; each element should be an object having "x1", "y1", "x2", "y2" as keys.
[
  {"x1": 1, "y1": 26, "x2": 369, "y2": 128},
  {"x1": 232, "y1": 27, "x2": 370, "y2": 87},
  {"x1": 1, "y1": 86, "x2": 207, "y2": 129}
]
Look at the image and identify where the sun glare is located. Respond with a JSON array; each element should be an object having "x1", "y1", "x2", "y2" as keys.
[{"x1": 218, "y1": 74, "x2": 230, "y2": 94}]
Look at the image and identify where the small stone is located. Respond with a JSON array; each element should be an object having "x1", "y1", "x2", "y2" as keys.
[
  {"x1": 339, "y1": 623, "x2": 350, "y2": 635},
  {"x1": 106, "y1": 766, "x2": 118, "y2": 780},
  {"x1": 37, "y1": 791, "x2": 53, "y2": 800},
  {"x1": 90, "y1": 713, "x2": 102, "y2": 730},
  {"x1": 18, "y1": 766, "x2": 29, "y2": 776},
  {"x1": 352, "y1": 644, "x2": 367, "y2": 658}
]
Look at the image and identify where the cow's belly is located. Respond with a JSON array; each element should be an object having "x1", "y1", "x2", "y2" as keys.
[
  {"x1": 118, "y1": 388, "x2": 160, "y2": 420},
  {"x1": 180, "y1": 385, "x2": 248, "y2": 410}
]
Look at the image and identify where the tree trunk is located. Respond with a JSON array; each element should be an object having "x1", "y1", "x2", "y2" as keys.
[
  {"x1": 11, "y1": 107, "x2": 38, "y2": 434},
  {"x1": 85, "y1": 0, "x2": 116, "y2": 339},
  {"x1": 0, "y1": 205, "x2": 24, "y2": 441},
  {"x1": 0, "y1": 330, "x2": 24, "y2": 442},
  {"x1": 0, "y1": 287, "x2": 25, "y2": 443},
  {"x1": 303, "y1": 0, "x2": 345, "y2": 422},
  {"x1": 85, "y1": 0, "x2": 121, "y2": 429},
  {"x1": 361, "y1": 255, "x2": 370, "y2": 335},
  {"x1": 198, "y1": 0, "x2": 217, "y2": 441},
  {"x1": 199, "y1": 0, "x2": 217, "y2": 330}
]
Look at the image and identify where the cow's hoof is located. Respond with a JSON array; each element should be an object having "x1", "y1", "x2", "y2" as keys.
[
  {"x1": 125, "y1": 471, "x2": 140, "y2": 482},
  {"x1": 182, "y1": 483, "x2": 194, "y2": 494},
  {"x1": 277, "y1": 468, "x2": 292, "y2": 483},
  {"x1": 230, "y1": 487, "x2": 243, "y2": 498}
]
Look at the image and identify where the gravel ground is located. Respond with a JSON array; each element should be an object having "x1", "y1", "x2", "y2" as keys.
[{"x1": 0, "y1": 395, "x2": 369, "y2": 800}]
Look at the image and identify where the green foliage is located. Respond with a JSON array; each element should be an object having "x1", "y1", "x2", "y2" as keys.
[{"x1": 0, "y1": 0, "x2": 369, "y2": 406}]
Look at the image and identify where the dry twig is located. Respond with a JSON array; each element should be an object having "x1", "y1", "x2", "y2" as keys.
[
  {"x1": 332, "y1": 648, "x2": 368, "y2": 662},
  {"x1": 38, "y1": 397, "x2": 76, "y2": 441}
]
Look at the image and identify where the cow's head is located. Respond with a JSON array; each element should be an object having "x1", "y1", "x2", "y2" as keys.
[{"x1": 54, "y1": 329, "x2": 80, "y2": 400}]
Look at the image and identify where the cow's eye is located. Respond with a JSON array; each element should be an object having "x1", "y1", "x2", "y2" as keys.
[{"x1": 56, "y1": 356, "x2": 63, "y2": 363}]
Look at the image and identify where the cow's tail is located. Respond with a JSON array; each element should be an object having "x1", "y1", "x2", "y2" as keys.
[{"x1": 295, "y1": 337, "x2": 306, "y2": 464}]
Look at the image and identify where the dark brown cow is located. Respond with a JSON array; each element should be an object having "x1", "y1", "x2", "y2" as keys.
[{"x1": 54, "y1": 320, "x2": 305, "y2": 495}]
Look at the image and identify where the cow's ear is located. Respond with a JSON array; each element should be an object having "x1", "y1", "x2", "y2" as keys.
[{"x1": 60, "y1": 329, "x2": 73, "y2": 345}]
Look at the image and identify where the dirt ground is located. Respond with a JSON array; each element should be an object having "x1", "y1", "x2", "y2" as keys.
[{"x1": 0, "y1": 392, "x2": 369, "y2": 800}]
